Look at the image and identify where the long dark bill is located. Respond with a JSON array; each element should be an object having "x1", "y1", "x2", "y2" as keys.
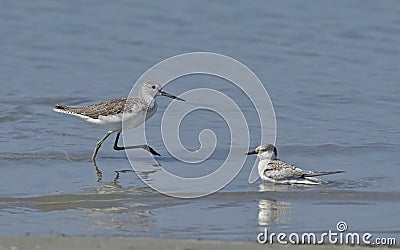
[
  {"x1": 159, "y1": 90, "x2": 185, "y2": 101},
  {"x1": 246, "y1": 150, "x2": 258, "y2": 155}
]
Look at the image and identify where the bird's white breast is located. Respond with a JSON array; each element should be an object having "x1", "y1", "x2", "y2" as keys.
[{"x1": 122, "y1": 100, "x2": 157, "y2": 130}]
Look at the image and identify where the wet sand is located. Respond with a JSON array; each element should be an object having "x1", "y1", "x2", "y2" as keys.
[{"x1": 0, "y1": 236, "x2": 397, "y2": 250}]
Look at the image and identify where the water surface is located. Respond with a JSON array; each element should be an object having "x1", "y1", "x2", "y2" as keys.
[{"x1": 0, "y1": 0, "x2": 399, "y2": 243}]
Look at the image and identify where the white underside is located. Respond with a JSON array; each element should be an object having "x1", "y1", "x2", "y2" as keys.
[
  {"x1": 260, "y1": 175, "x2": 321, "y2": 185},
  {"x1": 53, "y1": 107, "x2": 156, "y2": 132}
]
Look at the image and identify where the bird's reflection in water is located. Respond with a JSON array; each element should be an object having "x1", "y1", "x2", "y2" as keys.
[
  {"x1": 89, "y1": 167, "x2": 157, "y2": 195},
  {"x1": 257, "y1": 183, "x2": 291, "y2": 227},
  {"x1": 93, "y1": 163, "x2": 103, "y2": 182},
  {"x1": 93, "y1": 160, "x2": 159, "y2": 183},
  {"x1": 84, "y1": 168, "x2": 163, "y2": 234},
  {"x1": 86, "y1": 202, "x2": 155, "y2": 233},
  {"x1": 113, "y1": 169, "x2": 134, "y2": 184},
  {"x1": 258, "y1": 182, "x2": 306, "y2": 192},
  {"x1": 257, "y1": 199, "x2": 290, "y2": 226}
]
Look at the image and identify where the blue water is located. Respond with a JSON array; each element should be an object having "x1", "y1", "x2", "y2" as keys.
[{"x1": 0, "y1": 0, "x2": 399, "y2": 243}]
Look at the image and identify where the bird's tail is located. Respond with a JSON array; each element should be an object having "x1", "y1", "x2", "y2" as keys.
[
  {"x1": 304, "y1": 170, "x2": 345, "y2": 178},
  {"x1": 53, "y1": 104, "x2": 76, "y2": 115},
  {"x1": 53, "y1": 104, "x2": 66, "y2": 111}
]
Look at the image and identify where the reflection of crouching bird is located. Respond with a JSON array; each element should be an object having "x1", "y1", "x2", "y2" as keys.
[{"x1": 246, "y1": 144, "x2": 344, "y2": 185}]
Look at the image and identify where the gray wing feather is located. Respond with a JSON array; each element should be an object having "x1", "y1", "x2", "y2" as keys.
[
  {"x1": 54, "y1": 97, "x2": 148, "y2": 119},
  {"x1": 265, "y1": 160, "x2": 313, "y2": 180}
]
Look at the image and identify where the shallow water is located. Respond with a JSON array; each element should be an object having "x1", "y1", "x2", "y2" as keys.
[{"x1": 0, "y1": 0, "x2": 399, "y2": 243}]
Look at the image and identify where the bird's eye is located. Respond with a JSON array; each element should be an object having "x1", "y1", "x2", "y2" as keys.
[{"x1": 152, "y1": 85, "x2": 156, "y2": 89}]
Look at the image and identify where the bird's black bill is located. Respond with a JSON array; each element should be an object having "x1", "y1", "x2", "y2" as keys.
[
  {"x1": 246, "y1": 150, "x2": 257, "y2": 155},
  {"x1": 159, "y1": 90, "x2": 185, "y2": 101}
]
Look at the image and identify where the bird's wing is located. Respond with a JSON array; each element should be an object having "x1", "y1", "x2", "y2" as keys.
[
  {"x1": 302, "y1": 170, "x2": 345, "y2": 177},
  {"x1": 265, "y1": 160, "x2": 308, "y2": 180},
  {"x1": 54, "y1": 98, "x2": 128, "y2": 119},
  {"x1": 53, "y1": 97, "x2": 150, "y2": 119}
]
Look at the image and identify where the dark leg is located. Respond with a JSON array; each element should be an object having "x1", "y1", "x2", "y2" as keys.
[
  {"x1": 113, "y1": 132, "x2": 161, "y2": 156},
  {"x1": 92, "y1": 130, "x2": 114, "y2": 165}
]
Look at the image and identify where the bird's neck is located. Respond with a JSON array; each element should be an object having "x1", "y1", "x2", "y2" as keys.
[
  {"x1": 258, "y1": 152, "x2": 277, "y2": 161},
  {"x1": 141, "y1": 93, "x2": 155, "y2": 103}
]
